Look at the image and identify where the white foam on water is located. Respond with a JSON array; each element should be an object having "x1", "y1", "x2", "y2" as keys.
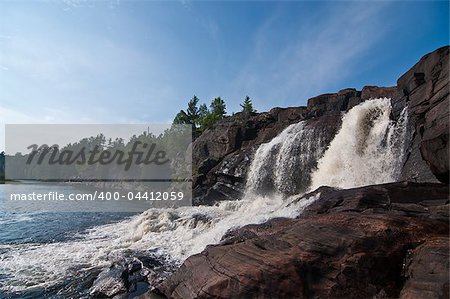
[
  {"x1": 246, "y1": 121, "x2": 325, "y2": 195},
  {"x1": 0, "y1": 192, "x2": 318, "y2": 293},
  {"x1": 0, "y1": 98, "x2": 409, "y2": 293},
  {"x1": 309, "y1": 98, "x2": 408, "y2": 190}
]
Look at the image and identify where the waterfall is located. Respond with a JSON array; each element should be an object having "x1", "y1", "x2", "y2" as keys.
[
  {"x1": 0, "y1": 98, "x2": 409, "y2": 294},
  {"x1": 309, "y1": 98, "x2": 408, "y2": 190},
  {"x1": 245, "y1": 121, "x2": 326, "y2": 196}
]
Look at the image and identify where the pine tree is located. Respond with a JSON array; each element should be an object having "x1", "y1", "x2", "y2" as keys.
[
  {"x1": 240, "y1": 96, "x2": 256, "y2": 114},
  {"x1": 172, "y1": 95, "x2": 229, "y2": 138},
  {"x1": 210, "y1": 97, "x2": 226, "y2": 118},
  {"x1": 172, "y1": 95, "x2": 203, "y2": 138},
  {"x1": 173, "y1": 95, "x2": 201, "y2": 126},
  {"x1": 173, "y1": 110, "x2": 189, "y2": 125},
  {"x1": 198, "y1": 103, "x2": 209, "y2": 119},
  {"x1": 186, "y1": 95, "x2": 200, "y2": 123}
]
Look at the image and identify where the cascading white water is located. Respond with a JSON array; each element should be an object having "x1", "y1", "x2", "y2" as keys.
[
  {"x1": 0, "y1": 97, "x2": 409, "y2": 294},
  {"x1": 246, "y1": 121, "x2": 326, "y2": 195},
  {"x1": 0, "y1": 193, "x2": 319, "y2": 293},
  {"x1": 309, "y1": 98, "x2": 408, "y2": 190}
]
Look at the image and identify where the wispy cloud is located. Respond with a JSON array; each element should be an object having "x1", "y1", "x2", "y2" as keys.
[
  {"x1": 229, "y1": 2, "x2": 392, "y2": 110},
  {"x1": 0, "y1": 0, "x2": 445, "y2": 151}
]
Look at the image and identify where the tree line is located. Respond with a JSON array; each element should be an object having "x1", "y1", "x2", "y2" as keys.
[
  {"x1": 4, "y1": 127, "x2": 191, "y2": 182},
  {"x1": 173, "y1": 95, "x2": 256, "y2": 137}
]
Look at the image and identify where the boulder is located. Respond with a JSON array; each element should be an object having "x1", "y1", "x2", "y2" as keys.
[
  {"x1": 306, "y1": 86, "x2": 397, "y2": 117},
  {"x1": 420, "y1": 97, "x2": 449, "y2": 182},
  {"x1": 89, "y1": 264, "x2": 128, "y2": 298}
]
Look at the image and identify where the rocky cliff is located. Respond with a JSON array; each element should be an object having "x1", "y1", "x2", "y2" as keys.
[
  {"x1": 395, "y1": 46, "x2": 449, "y2": 183},
  {"x1": 192, "y1": 46, "x2": 449, "y2": 205}
]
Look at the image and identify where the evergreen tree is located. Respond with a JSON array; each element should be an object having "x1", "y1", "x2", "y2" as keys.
[
  {"x1": 172, "y1": 95, "x2": 203, "y2": 138},
  {"x1": 210, "y1": 97, "x2": 226, "y2": 118},
  {"x1": 173, "y1": 95, "x2": 201, "y2": 127},
  {"x1": 240, "y1": 96, "x2": 256, "y2": 114},
  {"x1": 198, "y1": 103, "x2": 209, "y2": 119},
  {"x1": 173, "y1": 110, "x2": 189, "y2": 125},
  {"x1": 186, "y1": 95, "x2": 200, "y2": 124},
  {"x1": 172, "y1": 95, "x2": 229, "y2": 138}
]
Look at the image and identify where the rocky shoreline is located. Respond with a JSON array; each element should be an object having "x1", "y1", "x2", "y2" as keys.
[
  {"x1": 74, "y1": 47, "x2": 450, "y2": 299},
  {"x1": 153, "y1": 182, "x2": 449, "y2": 298},
  {"x1": 136, "y1": 47, "x2": 449, "y2": 299}
]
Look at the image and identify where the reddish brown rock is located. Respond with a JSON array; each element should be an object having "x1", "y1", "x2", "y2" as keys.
[
  {"x1": 191, "y1": 107, "x2": 308, "y2": 204},
  {"x1": 400, "y1": 237, "x2": 450, "y2": 299},
  {"x1": 191, "y1": 47, "x2": 449, "y2": 206},
  {"x1": 152, "y1": 182, "x2": 449, "y2": 299},
  {"x1": 192, "y1": 84, "x2": 403, "y2": 204},
  {"x1": 360, "y1": 85, "x2": 397, "y2": 101},
  {"x1": 397, "y1": 46, "x2": 449, "y2": 183},
  {"x1": 419, "y1": 96, "x2": 449, "y2": 182},
  {"x1": 306, "y1": 88, "x2": 360, "y2": 117}
]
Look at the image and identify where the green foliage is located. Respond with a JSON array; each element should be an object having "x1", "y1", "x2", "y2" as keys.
[
  {"x1": 210, "y1": 97, "x2": 226, "y2": 118},
  {"x1": 172, "y1": 96, "x2": 202, "y2": 137},
  {"x1": 240, "y1": 96, "x2": 256, "y2": 114},
  {"x1": 173, "y1": 110, "x2": 189, "y2": 125},
  {"x1": 4, "y1": 127, "x2": 192, "y2": 184},
  {"x1": 172, "y1": 95, "x2": 257, "y2": 138},
  {"x1": 199, "y1": 111, "x2": 218, "y2": 132},
  {"x1": 173, "y1": 95, "x2": 201, "y2": 125},
  {"x1": 173, "y1": 95, "x2": 228, "y2": 137},
  {"x1": 186, "y1": 96, "x2": 200, "y2": 123},
  {"x1": 198, "y1": 104, "x2": 209, "y2": 119}
]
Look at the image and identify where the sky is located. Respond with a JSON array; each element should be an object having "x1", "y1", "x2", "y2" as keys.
[{"x1": 0, "y1": 0, "x2": 449, "y2": 151}]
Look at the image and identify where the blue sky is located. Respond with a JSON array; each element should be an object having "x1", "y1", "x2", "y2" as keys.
[{"x1": 0, "y1": 1, "x2": 448, "y2": 150}]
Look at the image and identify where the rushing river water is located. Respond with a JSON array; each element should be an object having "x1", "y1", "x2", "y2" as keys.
[
  {"x1": 0, "y1": 98, "x2": 409, "y2": 299},
  {"x1": 0, "y1": 183, "x2": 138, "y2": 298}
]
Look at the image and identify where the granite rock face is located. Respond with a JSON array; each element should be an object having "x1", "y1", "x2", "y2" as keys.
[
  {"x1": 396, "y1": 46, "x2": 449, "y2": 183},
  {"x1": 153, "y1": 182, "x2": 449, "y2": 299}
]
